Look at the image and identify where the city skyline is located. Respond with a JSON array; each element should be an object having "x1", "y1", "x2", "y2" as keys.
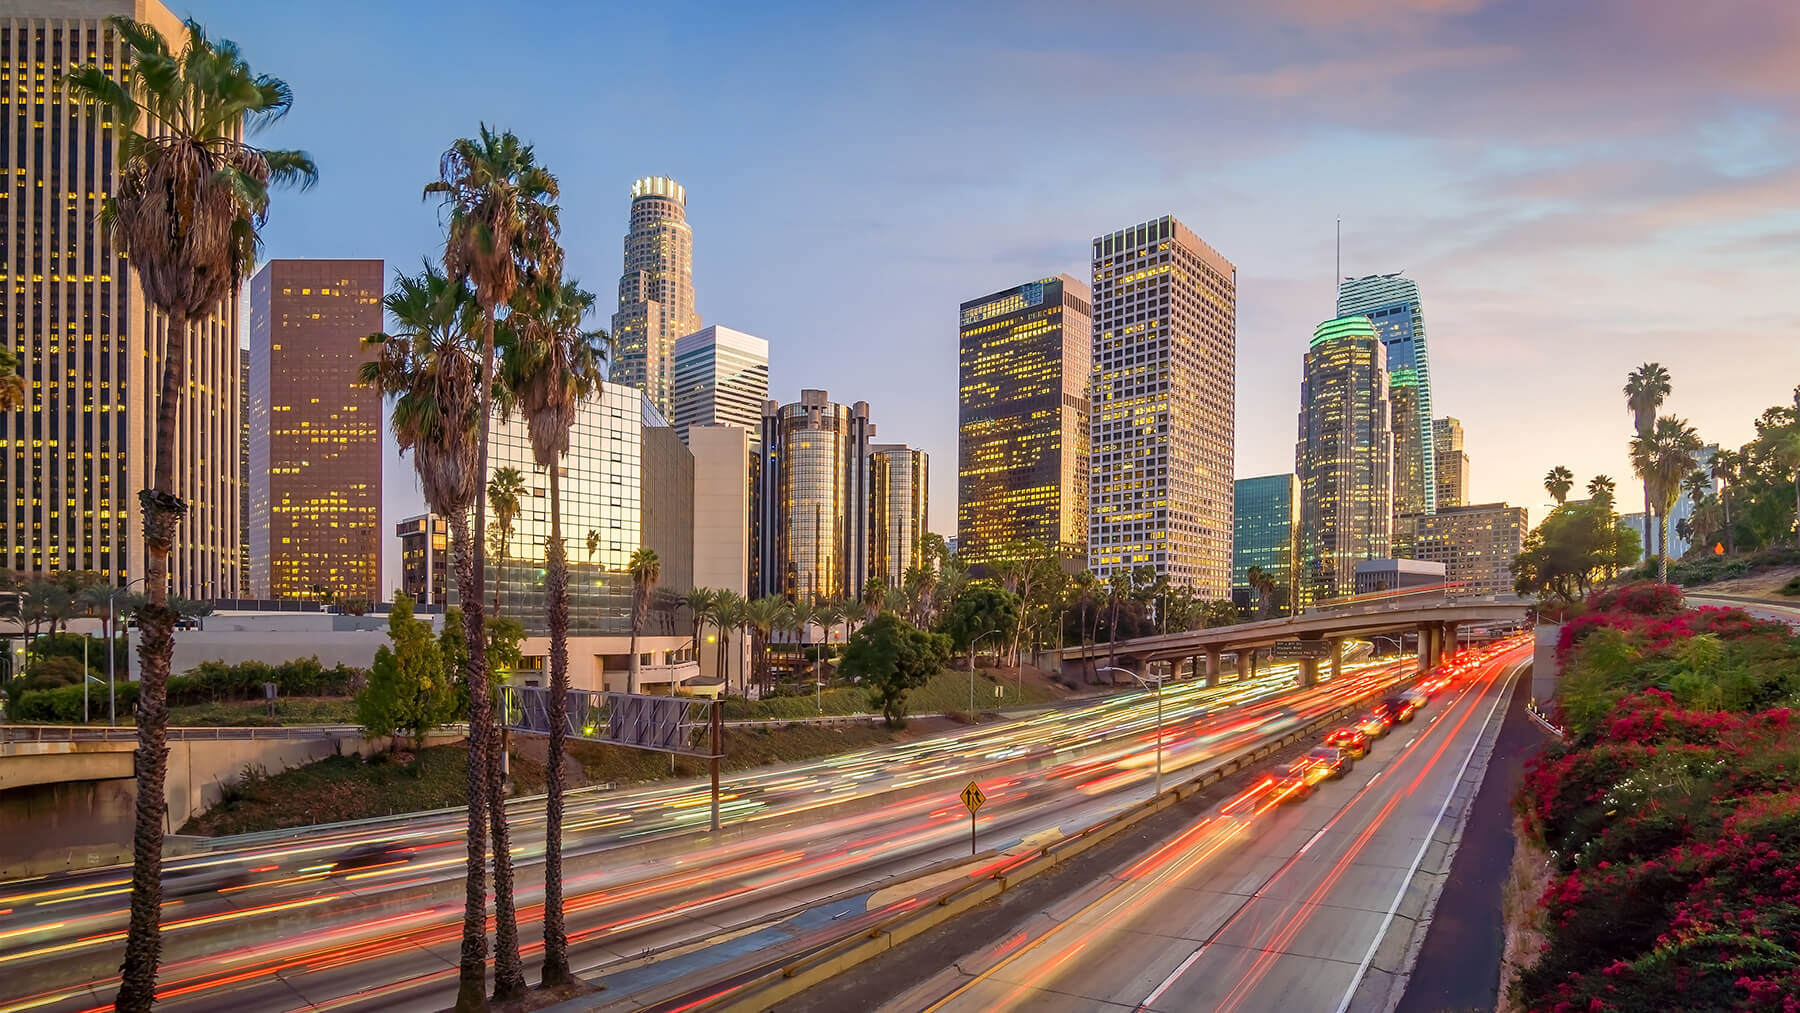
[{"x1": 85, "y1": 1, "x2": 1800, "y2": 585}]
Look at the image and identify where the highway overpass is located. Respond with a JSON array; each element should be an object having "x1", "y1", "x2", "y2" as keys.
[{"x1": 1059, "y1": 597, "x2": 1532, "y2": 686}]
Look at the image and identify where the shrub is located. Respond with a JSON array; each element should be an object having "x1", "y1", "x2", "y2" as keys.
[
  {"x1": 1782, "y1": 576, "x2": 1800, "y2": 597},
  {"x1": 168, "y1": 657, "x2": 362, "y2": 706},
  {"x1": 8, "y1": 681, "x2": 139, "y2": 722},
  {"x1": 20, "y1": 655, "x2": 91, "y2": 690}
]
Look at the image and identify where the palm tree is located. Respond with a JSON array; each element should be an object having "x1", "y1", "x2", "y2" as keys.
[
  {"x1": 1711, "y1": 449, "x2": 1741, "y2": 555},
  {"x1": 0, "y1": 346, "x2": 23, "y2": 411},
  {"x1": 428, "y1": 126, "x2": 558, "y2": 1005},
  {"x1": 486, "y1": 466, "x2": 526, "y2": 614},
  {"x1": 626, "y1": 548, "x2": 662, "y2": 694},
  {"x1": 680, "y1": 587, "x2": 716, "y2": 667},
  {"x1": 1246, "y1": 565, "x2": 1277, "y2": 620},
  {"x1": 1543, "y1": 466, "x2": 1574, "y2": 506},
  {"x1": 1625, "y1": 363, "x2": 1673, "y2": 553},
  {"x1": 492, "y1": 271, "x2": 601, "y2": 988},
  {"x1": 1632, "y1": 416, "x2": 1703, "y2": 582},
  {"x1": 1586, "y1": 474, "x2": 1616, "y2": 509},
  {"x1": 743, "y1": 595, "x2": 792, "y2": 697},
  {"x1": 360, "y1": 262, "x2": 489, "y2": 1007},
  {"x1": 65, "y1": 19, "x2": 315, "y2": 1007},
  {"x1": 1767, "y1": 413, "x2": 1800, "y2": 550},
  {"x1": 707, "y1": 590, "x2": 747, "y2": 695},
  {"x1": 586, "y1": 528, "x2": 601, "y2": 561}
]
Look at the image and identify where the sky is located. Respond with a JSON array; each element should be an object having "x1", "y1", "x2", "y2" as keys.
[{"x1": 175, "y1": 0, "x2": 1800, "y2": 584}]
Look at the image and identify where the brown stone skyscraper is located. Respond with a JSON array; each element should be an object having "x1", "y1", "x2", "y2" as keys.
[
  {"x1": 613, "y1": 176, "x2": 700, "y2": 416},
  {"x1": 2, "y1": 0, "x2": 241, "y2": 595},
  {"x1": 248, "y1": 260, "x2": 384, "y2": 601}
]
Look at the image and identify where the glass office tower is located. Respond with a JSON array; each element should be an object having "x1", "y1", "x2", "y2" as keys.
[
  {"x1": 1296, "y1": 316, "x2": 1394, "y2": 600},
  {"x1": 1233, "y1": 474, "x2": 1301, "y2": 616},
  {"x1": 1338, "y1": 273, "x2": 1434, "y2": 528}
]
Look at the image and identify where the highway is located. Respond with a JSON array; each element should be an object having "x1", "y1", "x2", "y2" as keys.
[
  {"x1": 0, "y1": 652, "x2": 1428, "y2": 1013},
  {"x1": 880, "y1": 640, "x2": 1529, "y2": 1013}
]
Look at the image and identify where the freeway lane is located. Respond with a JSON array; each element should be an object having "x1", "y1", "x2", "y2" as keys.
[
  {"x1": 0, "y1": 656, "x2": 1419, "y2": 1013},
  {"x1": 887, "y1": 640, "x2": 1528, "y2": 1013}
]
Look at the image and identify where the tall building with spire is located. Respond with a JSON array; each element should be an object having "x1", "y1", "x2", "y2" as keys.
[
  {"x1": 2, "y1": 0, "x2": 241, "y2": 597},
  {"x1": 1089, "y1": 216, "x2": 1236, "y2": 596},
  {"x1": 1296, "y1": 316, "x2": 1394, "y2": 600},
  {"x1": 612, "y1": 176, "x2": 700, "y2": 416},
  {"x1": 1337, "y1": 273, "x2": 1433, "y2": 530}
]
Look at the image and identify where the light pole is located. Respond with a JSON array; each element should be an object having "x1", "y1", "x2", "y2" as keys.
[
  {"x1": 970, "y1": 629, "x2": 1002, "y2": 714},
  {"x1": 1096, "y1": 665, "x2": 1163, "y2": 795},
  {"x1": 106, "y1": 578, "x2": 148, "y2": 727},
  {"x1": 1370, "y1": 635, "x2": 1402, "y2": 657}
]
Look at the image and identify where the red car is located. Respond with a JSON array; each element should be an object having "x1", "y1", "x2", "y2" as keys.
[{"x1": 1325, "y1": 726, "x2": 1370, "y2": 758}]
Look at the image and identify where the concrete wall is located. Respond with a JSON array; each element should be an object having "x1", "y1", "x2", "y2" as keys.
[{"x1": 1533, "y1": 622, "x2": 1561, "y2": 703}]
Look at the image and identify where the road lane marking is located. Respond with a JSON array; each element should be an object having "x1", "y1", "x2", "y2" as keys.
[
  {"x1": 1329, "y1": 655, "x2": 1525, "y2": 1013},
  {"x1": 1299, "y1": 828, "x2": 1328, "y2": 855},
  {"x1": 1140, "y1": 945, "x2": 1206, "y2": 1008}
]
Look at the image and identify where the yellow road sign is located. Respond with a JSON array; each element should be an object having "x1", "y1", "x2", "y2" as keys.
[{"x1": 961, "y1": 781, "x2": 986, "y2": 815}]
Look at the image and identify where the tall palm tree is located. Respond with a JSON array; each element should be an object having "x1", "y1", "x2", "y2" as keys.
[
  {"x1": 1586, "y1": 474, "x2": 1616, "y2": 509},
  {"x1": 788, "y1": 597, "x2": 816, "y2": 680},
  {"x1": 361, "y1": 263, "x2": 487, "y2": 1006},
  {"x1": 1246, "y1": 565, "x2": 1277, "y2": 620},
  {"x1": 707, "y1": 590, "x2": 747, "y2": 695},
  {"x1": 586, "y1": 528, "x2": 601, "y2": 561},
  {"x1": 1543, "y1": 466, "x2": 1574, "y2": 506},
  {"x1": 743, "y1": 595, "x2": 792, "y2": 697},
  {"x1": 1625, "y1": 363, "x2": 1673, "y2": 555},
  {"x1": 1768, "y1": 413, "x2": 1800, "y2": 550},
  {"x1": 486, "y1": 466, "x2": 526, "y2": 615},
  {"x1": 1711, "y1": 449, "x2": 1741, "y2": 554},
  {"x1": 681, "y1": 587, "x2": 716, "y2": 665},
  {"x1": 65, "y1": 19, "x2": 315, "y2": 1007},
  {"x1": 1632, "y1": 416, "x2": 1703, "y2": 582},
  {"x1": 492, "y1": 271, "x2": 602, "y2": 987},
  {"x1": 0, "y1": 346, "x2": 23, "y2": 411},
  {"x1": 627, "y1": 548, "x2": 662, "y2": 694},
  {"x1": 428, "y1": 126, "x2": 558, "y2": 1004}
]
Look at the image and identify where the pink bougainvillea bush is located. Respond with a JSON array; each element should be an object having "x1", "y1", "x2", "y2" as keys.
[{"x1": 1516, "y1": 590, "x2": 1800, "y2": 1010}]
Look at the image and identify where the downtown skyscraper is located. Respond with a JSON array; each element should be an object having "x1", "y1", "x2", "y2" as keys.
[
  {"x1": 247, "y1": 260, "x2": 384, "y2": 601},
  {"x1": 1338, "y1": 273, "x2": 1434, "y2": 528},
  {"x1": 671, "y1": 325, "x2": 768, "y2": 450},
  {"x1": 1296, "y1": 316, "x2": 1394, "y2": 600},
  {"x1": 757, "y1": 391, "x2": 874, "y2": 601},
  {"x1": 957, "y1": 275, "x2": 1091, "y2": 571},
  {"x1": 613, "y1": 176, "x2": 700, "y2": 417},
  {"x1": 1433, "y1": 416, "x2": 1469, "y2": 509},
  {"x1": 1089, "y1": 217, "x2": 1236, "y2": 596},
  {"x1": 870, "y1": 445, "x2": 928, "y2": 589},
  {"x1": 2, "y1": 0, "x2": 241, "y2": 596}
]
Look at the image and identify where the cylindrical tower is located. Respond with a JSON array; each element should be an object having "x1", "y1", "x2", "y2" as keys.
[{"x1": 612, "y1": 176, "x2": 700, "y2": 415}]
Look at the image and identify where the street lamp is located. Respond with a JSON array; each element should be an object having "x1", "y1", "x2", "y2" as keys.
[
  {"x1": 1096, "y1": 665, "x2": 1163, "y2": 796},
  {"x1": 970, "y1": 629, "x2": 1003, "y2": 715},
  {"x1": 1370, "y1": 635, "x2": 1402, "y2": 657},
  {"x1": 106, "y1": 578, "x2": 149, "y2": 727}
]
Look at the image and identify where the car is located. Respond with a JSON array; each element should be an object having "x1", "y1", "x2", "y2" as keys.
[
  {"x1": 1379, "y1": 696, "x2": 1417, "y2": 724},
  {"x1": 1298, "y1": 746, "x2": 1351, "y2": 784},
  {"x1": 1325, "y1": 726, "x2": 1370, "y2": 758},
  {"x1": 1402, "y1": 688, "x2": 1430, "y2": 710},
  {"x1": 1270, "y1": 770, "x2": 1314, "y2": 804},
  {"x1": 1357, "y1": 710, "x2": 1393, "y2": 739}
]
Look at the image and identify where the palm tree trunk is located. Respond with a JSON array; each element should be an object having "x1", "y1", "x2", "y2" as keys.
[
  {"x1": 1793, "y1": 476, "x2": 1800, "y2": 549},
  {"x1": 627, "y1": 601, "x2": 643, "y2": 695},
  {"x1": 1724, "y1": 490, "x2": 1734, "y2": 555},
  {"x1": 116, "y1": 307, "x2": 188, "y2": 1013},
  {"x1": 1658, "y1": 510, "x2": 1669, "y2": 584},
  {"x1": 541, "y1": 469, "x2": 572, "y2": 986},
  {"x1": 447, "y1": 509, "x2": 491, "y2": 1012},
  {"x1": 476, "y1": 312, "x2": 525, "y2": 1004}
]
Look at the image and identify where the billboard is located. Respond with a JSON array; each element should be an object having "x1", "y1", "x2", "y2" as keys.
[{"x1": 499, "y1": 687, "x2": 715, "y2": 757}]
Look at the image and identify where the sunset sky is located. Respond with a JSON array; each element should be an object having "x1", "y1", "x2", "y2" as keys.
[{"x1": 178, "y1": 0, "x2": 1800, "y2": 581}]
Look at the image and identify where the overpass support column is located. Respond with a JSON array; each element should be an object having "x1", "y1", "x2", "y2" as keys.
[
  {"x1": 1441, "y1": 622, "x2": 1460, "y2": 662},
  {"x1": 1235, "y1": 650, "x2": 1250, "y2": 682},
  {"x1": 1204, "y1": 649, "x2": 1221, "y2": 688},
  {"x1": 1135, "y1": 657, "x2": 1151, "y2": 682},
  {"x1": 1329, "y1": 638, "x2": 1343, "y2": 681},
  {"x1": 1300, "y1": 655, "x2": 1320, "y2": 687},
  {"x1": 1417, "y1": 626, "x2": 1435, "y2": 673}
]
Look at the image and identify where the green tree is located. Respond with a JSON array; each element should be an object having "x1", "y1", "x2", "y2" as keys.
[
  {"x1": 1544, "y1": 465, "x2": 1575, "y2": 506},
  {"x1": 626, "y1": 548, "x2": 662, "y2": 694},
  {"x1": 486, "y1": 466, "x2": 526, "y2": 615},
  {"x1": 1631, "y1": 415, "x2": 1703, "y2": 581},
  {"x1": 840, "y1": 612, "x2": 951, "y2": 727},
  {"x1": 63, "y1": 22, "x2": 315, "y2": 1002},
  {"x1": 1710, "y1": 449, "x2": 1740, "y2": 554},
  {"x1": 0, "y1": 346, "x2": 23, "y2": 411},
  {"x1": 1246, "y1": 565, "x2": 1278, "y2": 620},
  {"x1": 1513, "y1": 501, "x2": 1641, "y2": 605},
  {"x1": 707, "y1": 590, "x2": 748, "y2": 695},
  {"x1": 743, "y1": 594, "x2": 793, "y2": 696},
  {"x1": 1586, "y1": 474, "x2": 1616, "y2": 509},
  {"x1": 1200, "y1": 599, "x2": 1240, "y2": 628},
  {"x1": 356, "y1": 594, "x2": 452, "y2": 753},
  {"x1": 943, "y1": 585, "x2": 1022, "y2": 665},
  {"x1": 1625, "y1": 362, "x2": 1672, "y2": 556}
]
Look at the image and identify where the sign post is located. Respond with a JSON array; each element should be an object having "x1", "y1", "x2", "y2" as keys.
[{"x1": 961, "y1": 780, "x2": 986, "y2": 855}]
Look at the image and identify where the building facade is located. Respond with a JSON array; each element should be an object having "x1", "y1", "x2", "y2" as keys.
[
  {"x1": 1297, "y1": 315, "x2": 1394, "y2": 601},
  {"x1": 1354, "y1": 558, "x2": 1445, "y2": 596},
  {"x1": 1433, "y1": 417, "x2": 1469, "y2": 509},
  {"x1": 248, "y1": 260, "x2": 384, "y2": 601},
  {"x1": 870, "y1": 445, "x2": 928, "y2": 588},
  {"x1": 2, "y1": 0, "x2": 241, "y2": 597},
  {"x1": 1089, "y1": 216, "x2": 1236, "y2": 596},
  {"x1": 956, "y1": 275, "x2": 1092, "y2": 570},
  {"x1": 1338, "y1": 274, "x2": 1435, "y2": 529},
  {"x1": 396, "y1": 513, "x2": 448, "y2": 605},
  {"x1": 688, "y1": 424, "x2": 752, "y2": 687},
  {"x1": 611, "y1": 176, "x2": 700, "y2": 417},
  {"x1": 671, "y1": 325, "x2": 768, "y2": 450},
  {"x1": 1413, "y1": 502, "x2": 1527, "y2": 596},
  {"x1": 1232, "y1": 474, "x2": 1301, "y2": 617},
  {"x1": 757, "y1": 391, "x2": 873, "y2": 601}
]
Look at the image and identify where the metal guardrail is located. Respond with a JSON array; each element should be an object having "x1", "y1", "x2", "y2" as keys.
[{"x1": 0, "y1": 723, "x2": 469, "y2": 744}]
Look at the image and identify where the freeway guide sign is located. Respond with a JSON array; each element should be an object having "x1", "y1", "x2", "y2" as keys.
[
  {"x1": 1272, "y1": 640, "x2": 1332, "y2": 660},
  {"x1": 962, "y1": 781, "x2": 986, "y2": 855}
]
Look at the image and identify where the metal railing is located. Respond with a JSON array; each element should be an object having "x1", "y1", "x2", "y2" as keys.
[{"x1": 0, "y1": 723, "x2": 468, "y2": 744}]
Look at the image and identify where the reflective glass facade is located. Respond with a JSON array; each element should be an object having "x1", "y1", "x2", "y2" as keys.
[
  {"x1": 397, "y1": 513, "x2": 448, "y2": 605},
  {"x1": 613, "y1": 176, "x2": 699, "y2": 416},
  {"x1": 672, "y1": 325, "x2": 767, "y2": 451},
  {"x1": 1089, "y1": 217, "x2": 1236, "y2": 596},
  {"x1": 248, "y1": 260, "x2": 384, "y2": 601},
  {"x1": 870, "y1": 445, "x2": 927, "y2": 588},
  {"x1": 757, "y1": 391, "x2": 872, "y2": 600},
  {"x1": 3, "y1": 1, "x2": 241, "y2": 596},
  {"x1": 1296, "y1": 316, "x2": 1394, "y2": 600},
  {"x1": 1338, "y1": 274, "x2": 1434, "y2": 527},
  {"x1": 1232, "y1": 474, "x2": 1301, "y2": 615},
  {"x1": 957, "y1": 275, "x2": 1090, "y2": 570}
]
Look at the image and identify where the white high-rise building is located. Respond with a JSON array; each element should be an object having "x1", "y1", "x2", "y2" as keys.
[
  {"x1": 1088, "y1": 215, "x2": 1237, "y2": 596},
  {"x1": 672, "y1": 325, "x2": 768, "y2": 451},
  {"x1": 612, "y1": 176, "x2": 700, "y2": 416}
]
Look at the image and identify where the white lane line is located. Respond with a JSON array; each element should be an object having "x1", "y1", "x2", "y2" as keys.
[
  {"x1": 1365, "y1": 772, "x2": 1382, "y2": 788},
  {"x1": 1299, "y1": 827, "x2": 1328, "y2": 855},
  {"x1": 1140, "y1": 945, "x2": 1207, "y2": 1009},
  {"x1": 1329, "y1": 655, "x2": 1525, "y2": 1013}
]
